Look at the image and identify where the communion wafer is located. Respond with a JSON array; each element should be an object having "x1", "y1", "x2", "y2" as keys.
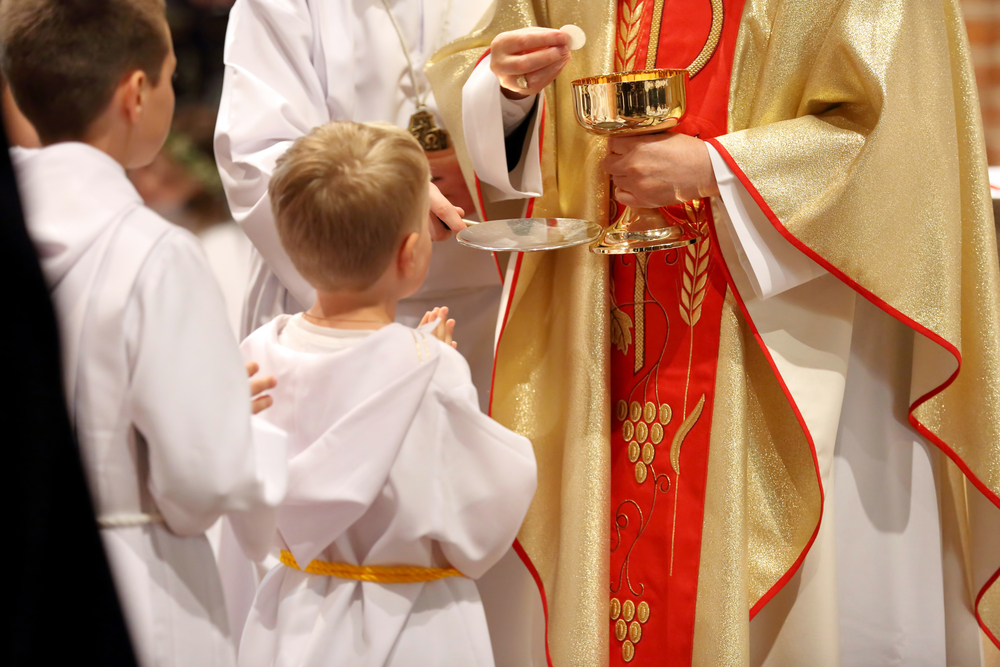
[{"x1": 559, "y1": 24, "x2": 586, "y2": 50}]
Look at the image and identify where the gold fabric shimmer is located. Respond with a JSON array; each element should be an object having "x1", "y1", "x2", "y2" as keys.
[
  {"x1": 691, "y1": 292, "x2": 751, "y2": 666},
  {"x1": 429, "y1": 0, "x2": 1000, "y2": 659},
  {"x1": 430, "y1": 3, "x2": 617, "y2": 665},
  {"x1": 690, "y1": 291, "x2": 820, "y2": 665},
  {"x1": 718, "y1": 0, "x2": 1000, "y2": 639}
]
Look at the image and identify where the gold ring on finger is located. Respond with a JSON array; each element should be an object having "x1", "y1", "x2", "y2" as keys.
[{"x1": 516, "y1": 75, "x2": 529, "y2": 90}]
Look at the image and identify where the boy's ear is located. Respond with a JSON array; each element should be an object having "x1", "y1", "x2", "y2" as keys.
[
  {"x1": 398, "y1": 231, "x2": 420, "y2": 279},
  {"x1": 119, "y1": 70, "x2": 148, "y2": 124}
]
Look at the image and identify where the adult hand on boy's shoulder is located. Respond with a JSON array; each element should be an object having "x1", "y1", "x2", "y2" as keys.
[
  {"x1": 246, "y1": 362, "x2": 277, "y2": 414},
  {"x1": 420, "y1": 307, "x2": 457, "y2": 349},
  {"x1": 428, "y1": 181, "x2": 467, "y2": 241}
]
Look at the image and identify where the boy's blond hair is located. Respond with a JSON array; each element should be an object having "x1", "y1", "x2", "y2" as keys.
[{"x1": 270, "y1": 122, "x2": 430, "y2": 291}]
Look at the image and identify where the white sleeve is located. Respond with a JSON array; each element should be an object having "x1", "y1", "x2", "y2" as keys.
[
  {"x1": 127, "y1": 230, "x2": 287, "y2": 542},
  {"x1": 707, "y1": 143, "x2": 827, "y2": 300},
  {"x1": 214, "y1": 0, "x2": 342, "y2": 310},
  {"x1": 430, "y1": 351, "x2": 537, "y2": 580},
  {"x1": 462, "y1": 54, "x2": 544, "y2": 201},
  {"x1": 226, "y1": 417, "x2": 288, "y2": 561}
]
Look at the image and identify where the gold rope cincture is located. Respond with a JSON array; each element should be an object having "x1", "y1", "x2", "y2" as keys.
[
  {"x1": 625, "y1": 0, "x2": 723, "y2": 373},
  {"x1": 379, "y1": 0, "x2": 452, "y2": 151},
  {"x1": 280, "y1": 550, "x2": 464, "y2": 583}
]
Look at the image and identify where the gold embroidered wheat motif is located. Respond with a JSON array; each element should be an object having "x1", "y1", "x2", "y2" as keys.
[
  {"x1": 679, "y1": 204, "x2": 711, "y2": 327},
  {"x1": 616, "y1": 0, "x2": 644, "y2": 72}
]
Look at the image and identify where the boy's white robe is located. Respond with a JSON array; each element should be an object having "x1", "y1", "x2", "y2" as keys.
[
  {"x1": 239, "y1": 317, "x2": 537, "y2": 667},
  {"x1": 13, "y1": 143, "x2": 287, "y2": 667}
]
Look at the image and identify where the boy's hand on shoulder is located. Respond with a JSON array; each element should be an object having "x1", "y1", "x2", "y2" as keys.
[
  {"x1": 420, "y1": 307, "x2": 458, "y2": 349},
  {"x1": 246, "y1": 361, "x2": 277, "y2": 414}
]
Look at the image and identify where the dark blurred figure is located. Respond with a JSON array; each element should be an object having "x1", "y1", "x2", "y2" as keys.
[
  {"x1": 167, "y1": 0, "x2": 235, "y2": 106},
  {"x1": 0, "y1": 119, "x2": 137, "y2": 665}
]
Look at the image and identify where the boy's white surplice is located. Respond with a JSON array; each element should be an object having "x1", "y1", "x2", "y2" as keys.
[
  {"x1": 239, "y1": 316, "x2": 537, "y2": 667},
  {"x1": 13, "y1": 143, "x2": 287, "y2": 667}
]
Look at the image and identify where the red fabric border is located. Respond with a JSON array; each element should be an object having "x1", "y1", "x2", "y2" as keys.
[
  {"x1": 977, "y1": 566, "x2": 1000, "y2": 649},
  {"x1": 706, "y1": 137, "x2": 1000, "y2": 646},
  {"x1": 512, "y1": 538, "x2": 554, "y2": 667},
  {"x1": 471, "y1": 173, "x2": 504, "y2": 284},
  {"x1": 703, "y1": 209, "x2": 826, "y2": 619}
]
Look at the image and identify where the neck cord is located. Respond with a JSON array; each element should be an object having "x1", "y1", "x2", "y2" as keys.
[
  {"x1": 379, "y1": 0, "x2": 452, "y2": 110},
  {"x1": 302, "y1": 312, "x2": 390, "y2": 326}
]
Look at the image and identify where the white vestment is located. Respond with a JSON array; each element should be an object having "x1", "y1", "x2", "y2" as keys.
[
  {"x1": 215, "y1": 0, "x2": 502, "y2": 411},
  {"x1": 238, "y1": 315, "x2": 537, "y2": 667},
  {"x1": 461, "y1": 64, "x2": 991, "y2": 665},
  {"x1": 13, "y1": 142, "x2": 288, "y2": 667}
]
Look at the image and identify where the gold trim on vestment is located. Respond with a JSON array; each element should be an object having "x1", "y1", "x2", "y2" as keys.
[{"x1": 687, "y1": 0, "x2": 724, "y2": 77}]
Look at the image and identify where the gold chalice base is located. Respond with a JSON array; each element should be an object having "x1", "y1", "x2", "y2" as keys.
[
  {"x1": 591, "y1": 206, "x2": 699, "y2": 255},
  {"x1": 573, "y1": 69, "x2": 698, "y2": 253}
]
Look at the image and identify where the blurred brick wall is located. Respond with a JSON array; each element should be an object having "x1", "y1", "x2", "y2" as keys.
[{"x1": 964, "y1": 0, "x2": 1000, "y2": 164}]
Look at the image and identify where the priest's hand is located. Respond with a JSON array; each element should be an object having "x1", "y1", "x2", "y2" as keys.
[
  {"x1": 428, "y1": 147, "x2": 477, "y2": 223},
  {"x1": 428, "y1": 181, "x2": 467, "y2": 241},
  {"x1": 491, "y1": 28, "x2": 570, "y2": 100},
  {"x1": 246, "y1": 361, "x2": 276, "y2": 414},
  {"x1": 603, "y1": 133, "x2": 719, "y2": 208},
  {"x1": 420, "y1": 306, "x2": 458, "y2": 349}
]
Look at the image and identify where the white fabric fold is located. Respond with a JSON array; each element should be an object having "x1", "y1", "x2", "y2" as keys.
[
  {"x1": 227, "y1": 418, "x2": 289, "y2": 562},
  {"x1": 462, "y1": 54, "x2": 543, "y2": 201},
  {"x1": 280, "y1": 360, "x2": 436, "y2": 566},
  {"x1": 707, "y1": 143, "x2": 827, "y2": 300}
]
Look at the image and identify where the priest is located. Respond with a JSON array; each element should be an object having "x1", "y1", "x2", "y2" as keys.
[{"x1": 428, "y1": 0, "x2": 1000, "y2": 665}]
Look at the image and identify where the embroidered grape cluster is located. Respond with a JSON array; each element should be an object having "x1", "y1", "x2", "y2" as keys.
[
  {"x1": 617, "y1": 399, "x2": 672, "y2": 485},
  {"x1": 610, "y1": 596, "x2": 651, "y2": 662}
]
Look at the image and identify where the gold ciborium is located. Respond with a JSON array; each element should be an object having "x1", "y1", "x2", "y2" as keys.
[{"x1": 572, "y1": 69, "x2": 699, "y2": 254}]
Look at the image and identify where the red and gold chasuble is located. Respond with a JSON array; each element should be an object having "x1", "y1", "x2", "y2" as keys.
[{"x1": 608, "y1": 0, "x2": 744, "y2": 663}]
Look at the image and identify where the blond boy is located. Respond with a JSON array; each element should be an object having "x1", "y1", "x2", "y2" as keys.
[{"x1": 238, "y1": 121, "x2": 537, "y2": 667}]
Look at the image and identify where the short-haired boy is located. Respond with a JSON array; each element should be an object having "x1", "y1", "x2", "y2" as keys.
[
  {"x1": 238, "y1": 121, "x2": 537, "y2": 667},
  {"x1": 1, "y1": 2, "x2": 286, "y2": 665}
]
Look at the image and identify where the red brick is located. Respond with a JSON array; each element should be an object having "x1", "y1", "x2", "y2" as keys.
[
  {"x1": 964, "y1": 0, "x2": 1000, "y2": 164},
  {"x1": 965, "y1": 19, "x2": 1000, "y2": 44}
]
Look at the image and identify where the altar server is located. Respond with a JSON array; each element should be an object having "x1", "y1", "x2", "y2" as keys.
[
  {"x1": 215, "y1": 0, "x2": 500, "y2": 413},
  {"x1": 0, "y1": 2, "x2": 287, "y2": 665},
  {"x1": 238, "y1": 121, "x2": 537, "y2": 667}
]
